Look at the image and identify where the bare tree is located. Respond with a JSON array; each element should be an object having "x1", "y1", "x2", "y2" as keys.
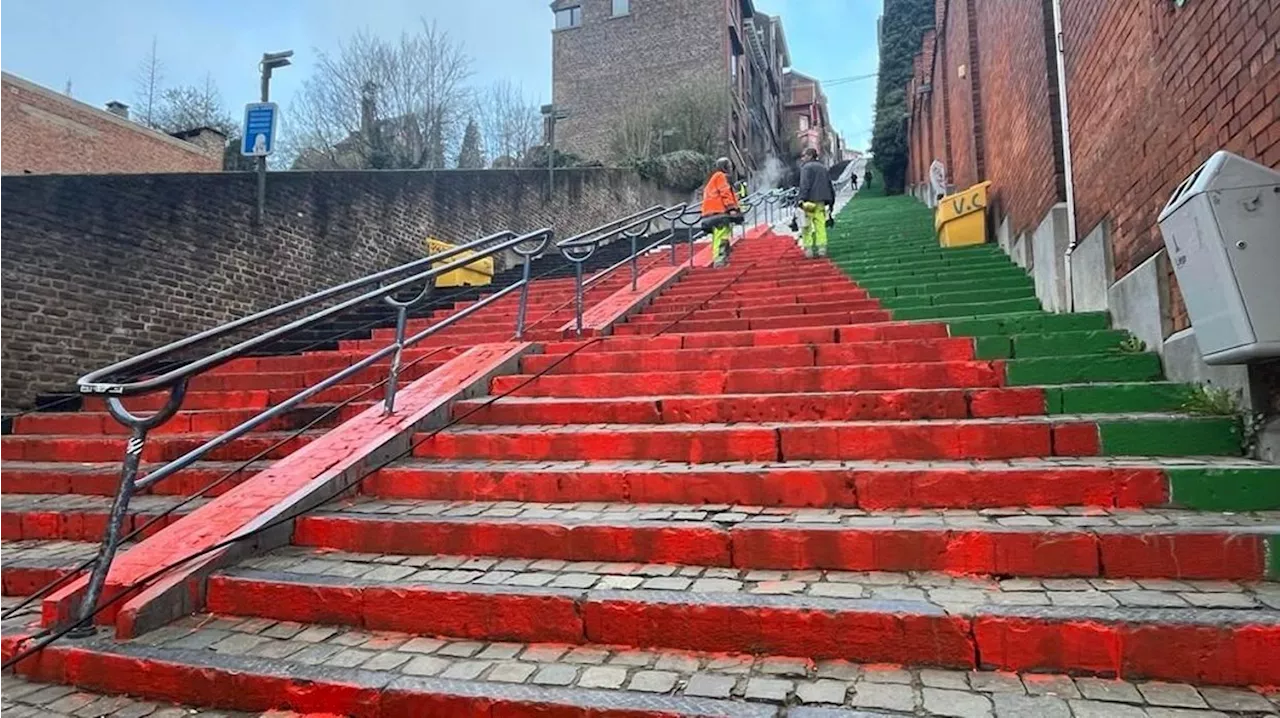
[
  {"x1": 153, "y1": 74, "x2": 235, "y2": 135},
  {"x1": 607, "y1": 79, "x2": 729, "y2": 162},
  {"x1": 133, "y1": 37, "x2": 166, "y2": 128},
  {"x1": 477, "y1": 80, "x2": 540, "y2": 167},
  {"x1": 286, "y1": 20, "x2": 472, "y2": 170}
]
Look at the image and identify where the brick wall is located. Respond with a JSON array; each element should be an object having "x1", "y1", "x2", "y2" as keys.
[
  {"x1": 905, "y1": 0, "x2": 1278, "y2": 334},
  {"x1": 972, "y1": 0, "x2": 1063, "y2": 235},
  {"x1": 943, "y1": 0, "x2": 978, "y2": 189},
  {"x1": 0, "y1": 168, "x2": 678, "y2": 409},
  {"x1": 551, "y1": 0, "x2": 726, "y2": 162},
  {"x1": 1064, "y1": 0, "x2": 1280, "y2": 298},
  {"x1": 1, "y1": 73, "x2": 222, "y2": 175}
]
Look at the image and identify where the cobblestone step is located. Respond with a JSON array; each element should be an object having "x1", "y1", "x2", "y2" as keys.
[
  {"x1": 1, "y1": 494, "x2": 204, "y2": 541},
  {"x1": 292, "y1": 499, "x2": 1280, "y2": 581},
  {"x1": 412, "y1": 415, "x2": 1244, "y2": 461},
  {"x1": 362, "y1": 458, "x2": 1280, "y2": 512},
  {"x1": 11, "y1": 610, "x2": 1276, "y2": 717},
  {"x1": 0, "y1": 430, "x2": 320, "y2": 463},
  {"x1": 2, "y1": 674, "x2": 258, "y2": 718},
  {"x1": 0, "y1": 539, "x2": 97, "y2": 596},
  {"x1": 1, "y1": 460, "x2": 273, "y2": 497},
  {"x1": 190, "y1": 546, "x2": 1280, "y2": 685}
]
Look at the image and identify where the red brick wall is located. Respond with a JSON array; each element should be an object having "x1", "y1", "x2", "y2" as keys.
[
  {"x1": 973, "y1": 0, "x2": 1063, "y2": 235},
  {"x1": 1, "y1": 73, "x2": 221, "y2": 175},
  {"x1": 1064, "y1": 0, "x2": 1280, "y2": 283},
  {"x1": 943, "y1": 0, "x2": 978, "y2": 189}
]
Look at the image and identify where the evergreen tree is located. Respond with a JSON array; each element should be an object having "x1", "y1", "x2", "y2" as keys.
[
  {"x1": 871, "y1": 0, "x2": 934, "y2": 194},
  {"x1": 456, "y1": 118, "x2": 484, "y2": 168}
]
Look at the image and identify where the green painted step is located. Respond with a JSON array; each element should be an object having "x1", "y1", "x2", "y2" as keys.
[
  {"x1": 1006, "y1": 354, "x2": 1163, "y2": 386},
  {"x1": 1165, "y1": 466, "x2": 1280, "y2": 511},
  {"x1": 974, "y1": 330, "x2": 1134, "y2": 359},
  {"x1": 1047, "y1": 382, "x2": 1194, "y2": 414},
  {"x1": 829, "y1": 244, "x2": 1004, "y2": 262},
  {"x1": 948, "y1": 312, "x2": 1111, "y2": 336},
  {"x1": 1098, "y1": 416, "x2": 1242, "y2": 457},
  {"x1": 850, "y1": 265, "x2": 1028, "y2": 286},
  {"x1": 873, "y1": 274, "x2": 1033, "y2": 298},
  {"x1": 837, "y1": 254, "x2": 1013, "y2": 274},
  {"x1": 881, "y1": 286, "x2": 1036, "y2": 309},
  {"x1": 892, "y1": 297, "x2": 1044, "y2": 321}
]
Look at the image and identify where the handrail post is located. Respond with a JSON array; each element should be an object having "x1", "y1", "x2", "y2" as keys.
[
  {"x1": 514, "y1": 253, "x2": 533, "y2": 340},
  {"x1": 669, "y1": 216, "x2": 679, "y2": 265},
  {"x1": 574, "y1": 260, "x2": 585, "y2": 337},
  {"x1": 381, "y1": 281, "x2": 433, "y2": 415},
  {"x1": 630, "y1": 231, "x2": 639, "y2": 291},
  {"x1": 383, "y1": 303, "x2": 409, "y2": 415},
  {"x1": 68, "y1": 383, "x2": 187, "y2": 638}
]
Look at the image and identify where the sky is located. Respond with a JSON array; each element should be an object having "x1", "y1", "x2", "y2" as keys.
[{"x1": 1, "y1": 0, "x2": 881, "y2": 149}]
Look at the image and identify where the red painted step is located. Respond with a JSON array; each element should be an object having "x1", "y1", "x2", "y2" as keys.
[
  {"x1": 198, "y1": 556, "x2": 1279, "y2": 685},
  {"x1": 1, "y1": 430, "x2": 317, "y2": 463},
  {"x1": 490, "y1": 361, "x2": 1004, "y2": 398},
  {"x1": 291, "y1": 502, "x2": 1273, "y2": 580},
  {"x1": 454, "y1": 387, "x2": 1046, "y2": 424},
  {"x1": 2, "y1": 460, "x2": 268, "y2": 497},
  {"x1": 363, "y1": 459, "x2": 1173, "y2": 508},
  {"x1": 1, "y1": 494, "x2": 201, "y2": 541},
  {"x1": 520, "y1": 338, "x2": 976, "y2": 375}
]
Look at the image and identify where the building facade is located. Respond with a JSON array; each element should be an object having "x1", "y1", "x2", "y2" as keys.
[
  {"x1": 782, "y1": 70, "x2": 836, "y2": 162},
  {"x1": 1, "y1": 72, "x2": 224, "y2": 175},
  {"x1": 902, "y1": 0, "x2": 1280, "y2": 441},
  {"x1": 550, "y1": 0, "x2": 789, "y2": 173}
]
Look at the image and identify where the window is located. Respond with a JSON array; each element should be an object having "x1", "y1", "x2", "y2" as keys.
[
  {"x1": 612, "y1": 0, "x2": 629, "y2": 16},
  {"x1": 555, "y1": 5, "x2": 581, "y2": 28},
  {"x1": 799, "y1": 115, "x2": 809, "y2": 131}
]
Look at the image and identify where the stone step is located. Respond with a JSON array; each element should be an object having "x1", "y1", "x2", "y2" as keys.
[
  {"x1": 0, "y1": 429, "x2": 320, "y2": 463},
  {"x1": 363, "y1": 458, "x2": 1280, "y2": 512},
  {"x1": 412, "y1": 415, "x2": 1243, "y2": 461},
  {"x1": 1, "y1": 460, "x2": 272, "y2": 497},
  {"x1": 292, "y1": 500, "x2": 1277, "y2": 581},
  {"x1": 0, "y1": 493, "x2": 204, "y2": 541},
  {"x1": 9, "y1": 610, "x2": 1278, "y2": 716},
  {"x1": 197, "y1": 546, "x2": 1280, "y2": 685},
  {"x1": 0, "y1": 539, "x2": 97, "y2": 596},
  {"x1": 453, "y1": 383, "x2": 1202, "y2": 425}
]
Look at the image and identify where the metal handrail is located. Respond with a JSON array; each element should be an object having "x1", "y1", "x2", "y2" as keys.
[
  {"x1": 65, "y1": 225, "x2": 554, "y2": 638},
  {"x1": 78, "y1": 230, "x2": 522, "y2": 397}
]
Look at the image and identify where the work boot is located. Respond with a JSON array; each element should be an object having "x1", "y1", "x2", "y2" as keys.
[
  {"x1": 804, "y1": 246, "x2": 816, "y2": 259},
  {"x1": 713, "y1": 256, "x2": 727, "y2": 268},
  {"x1": 818, "y1": 246, "x2": 828, "y2": 258}
]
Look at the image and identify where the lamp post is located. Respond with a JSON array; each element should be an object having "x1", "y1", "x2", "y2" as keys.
[
  {"x1": 541, "y1": 103, "x2": 571, "y2": 198},
  {"x1": 255, "y1": 50, "x2": 293, "y2": 223}
]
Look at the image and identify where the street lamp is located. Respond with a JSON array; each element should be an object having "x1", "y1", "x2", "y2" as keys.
[
  {"x1": 657, "y1": 128, "x2": 677, "y2": 156},
  {"x1": 255, "y1": 50, "x2": 293, "y2": 222},
  {"x1": 541, "y1": 103, "x2": 571, "y2": 197}
]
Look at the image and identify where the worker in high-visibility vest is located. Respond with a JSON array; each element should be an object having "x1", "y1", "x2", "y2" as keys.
[
  {"x1": 700, "y1": 157, "x2": 743, "y2": 268},
  {"x1": 796, "y1": 147, "x2": 835, "y2": 258}
]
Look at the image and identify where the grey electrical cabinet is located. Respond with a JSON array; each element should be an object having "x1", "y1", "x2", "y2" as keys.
[{"x1": 1157, "y1": 151, "x2": 1280, "y2": 365}]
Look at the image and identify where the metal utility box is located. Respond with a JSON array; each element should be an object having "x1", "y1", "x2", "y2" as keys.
[
  {"x1": 1157, "y1": 151, "x2": 1280, "y2": 365},
  {"x1": 426, "y1": 238, "x2": 494, "y2": 288},
  {"x1": 935, "y1": 181, "x2": 991, "y2": 248}
]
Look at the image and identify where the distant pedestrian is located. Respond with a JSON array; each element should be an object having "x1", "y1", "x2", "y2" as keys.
[
  {"x1": 700, "y1": 157, "x2": 743, "y2": 268},
  {"x1": 850, "y1": 172, "x2": 859, "y2": 190},
  {"x1": 797, "y1": 147, "x2": 835, "y2": 259},
  {"x1": 864, "y1": 167, "x2": 873, "y2": 187}
]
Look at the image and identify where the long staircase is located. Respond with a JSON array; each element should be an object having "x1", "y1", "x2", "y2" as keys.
[{"x1": 2, "y1": 192, "x2": 1278, "y2": 716}]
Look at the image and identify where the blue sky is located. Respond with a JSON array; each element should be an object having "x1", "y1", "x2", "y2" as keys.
[{"x1": 1, "y1": 0, "x2": 880, "y2": 149}]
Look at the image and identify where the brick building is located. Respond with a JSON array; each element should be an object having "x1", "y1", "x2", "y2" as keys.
[
  {"x1": 2, "y1": 72, "x2": 224, "y2": 175},
  {"x1": 549, "y1": 0, "x2": 790, "y2": 172},
  {"x1": 902, "y1": 0, "x2": 1279, "y2": 414},
  {"x1": 783, "y1": 69, "x2": 836, "y2": 162}
]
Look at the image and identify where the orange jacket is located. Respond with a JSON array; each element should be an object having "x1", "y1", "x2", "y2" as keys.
[{"x1": 700, "y1": 170, "x2": 739, "y2": 217}]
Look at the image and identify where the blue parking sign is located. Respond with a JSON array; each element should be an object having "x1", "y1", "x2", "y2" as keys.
[{"x1": 241, "y1": 102, "x2": 278, "y2": 156}]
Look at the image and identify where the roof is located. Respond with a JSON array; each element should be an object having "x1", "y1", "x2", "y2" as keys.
[{"x1": 1, "y1": 71, "x2": 218, "y2": 158}]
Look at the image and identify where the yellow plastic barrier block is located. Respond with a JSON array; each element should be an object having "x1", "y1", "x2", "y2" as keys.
[
  {"x1": 427, "y1": 237, "x2": 494, "y2": 288},
  {"x1": 935, "y1": 181, "x2": 992, "y2": 248}
]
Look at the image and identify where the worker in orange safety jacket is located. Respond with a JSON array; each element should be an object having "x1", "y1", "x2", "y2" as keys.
[{"x1": 700, "y1": 157, "x2": 743, "y2": 267}]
